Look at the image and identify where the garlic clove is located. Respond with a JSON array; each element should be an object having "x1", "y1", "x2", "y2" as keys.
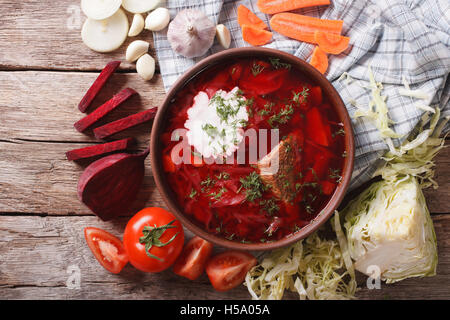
[
  {"x1": 126, "y1": 40, "x2": 150, "y2": 62},
  {"x1": 128, "y1": 13, "x2": 145, "y2": 37},
  {"x1": 122, "y1": 0, "x2": 161, "y2": 14},
  {"x1": 136, "y1": 54, "x2": 156, "y2": 81},
  {"x1": 81, "y1": 9, "x2": 129, "y2": 53},
  {"x1": 81, "y1": 0, "x2": 122, "y2": 20},
  {"x1": 167, "y1": 9, "x2": 216, "y2": 58},
  {"x1": 145, "y1": 7, "x2": 170, "y2": 31},
  {"x1": 216, "y1": 24, "x2": 231, "y2": 49}
]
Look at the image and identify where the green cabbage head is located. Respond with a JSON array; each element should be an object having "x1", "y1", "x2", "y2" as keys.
[{"x1": 342, "y1": 176, "x2": 437, "y2": 283}]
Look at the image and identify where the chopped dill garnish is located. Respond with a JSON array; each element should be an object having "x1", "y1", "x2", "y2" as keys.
[
  {"x1": 332, "y1": 128, "x2": 346, "y2": 138},
  {"x1": 188, "y1": 188, "x2": 197, "y2": 199},
  {"x1": 208, "y1": 187, "x2": 227, "y2": 201},
  {"x1": 292, "y1": 87, "x2": 309, "y2": 104},
  {"x1": 191, "y1": 150, "x2": 202, "y2": 158},
  {"x1": 260, "y1": 198, "x2": 280, "y2": 216},
  {"x1": 258, "y1": 102, "x2": 275, "y2": 116},
  {"x1": 268, "y1": 104, "x2": 294, "y2": 128},
  {"x1": 251, "y1": 62, "x2": 265, "y2": 76},
  {"x1": 200, "y1": 176, "x2": 215, "y2": 188},
  {"x1": 238, "y1": 172, "x2": 268, "y2": 202},
  {"x1": 305, "y1": 204, "x2": 314, "y2": 214},
  {"x1": 269, "y1": 57, "x2": 292, "y2": 70},
  {"x1": 329, "y1": 169, "x2": 343, "y2": 183},
  {"x1": 225, "y1": 233, "x2": 235, "y2": 241},
  {"x1": 202, "y1": 123, "x2": 219, "y2": 137},
  {"x1": 215, "y1": 172, "x2": 230, "y2": 180},
  {"x1": 210, "y1": 90, "x2": 246, "y2": 123},
  {"x1": 308, "y1": 167, "x2": 319, "y2": 181}
]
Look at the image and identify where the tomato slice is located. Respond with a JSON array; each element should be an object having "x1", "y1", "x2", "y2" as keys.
[
  {"x1": 173, "y1": 236, "x2": 214, "y2": 280},
  {"x1": 320, "y1": 180, "x2": 336, "y2": 195},
  {"x1": 309, "y1": 86, "x2": 323, "y2": 106},
  {"x1": 84, "y1": 227, "x2": 128, "y2": 274},
  {"x1": 163, "y1": 154, "x2": 176, "y2": 172},
  {"x1": 206, "y1": 251, "x2": 257, "y2": 292},
  {"x1": 239, "y1": 68, "x2": 288, "y2": 95},
  {"x1": 306, "y1": 107, "x2": 332, "y2": 147},
  {"x1": 304, "y1": 153, "x2": 330, "y2": 182}
]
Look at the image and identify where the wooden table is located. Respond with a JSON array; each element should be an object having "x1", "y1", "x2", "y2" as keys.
[{"x1": 0, "y1": 1, "x2": 449, "y2": 300}]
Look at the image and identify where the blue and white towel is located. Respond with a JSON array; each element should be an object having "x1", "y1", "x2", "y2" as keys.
[{"x1": 153, "y1": 0, "x2": 450, "y2": 190}]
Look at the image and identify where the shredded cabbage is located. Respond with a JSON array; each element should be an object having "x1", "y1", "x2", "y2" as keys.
[
  {"x1": 352, "y1": 66, "x2": 402, "y2": 141},
  {"x1": 399, "y1": 75, "x2": 431, "y2": 101},
  {"x1": 245, "y1": 211, "x2": 357, "y2": 300},
  {"x1": 246, "y1": 69, "x2": 447, "y2": 300},
  {"x1": 375, "y1": 107, "x2": 449, "y2": 189},
  {"x1": 342, "y1": 176, "x2": 438, "y2": 283}
]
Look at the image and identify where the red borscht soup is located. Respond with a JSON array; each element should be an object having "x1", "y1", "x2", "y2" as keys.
[{"x1": 161, "y1": 57, "x2": 346, "y2": 243}]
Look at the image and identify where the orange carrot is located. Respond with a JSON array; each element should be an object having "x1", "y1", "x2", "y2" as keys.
[
  {"x1": 242, "y1": 24, "x2": 273, "y2": 46},
  {"x1": 310, "y1": 46, "x2": 328, "y2": 74},
  {"x1": 270, "y1": 13, "x2": 343, "y2": 44},
  {"x1": 237, "y1": 4, "x2": 268, "y2": 30},
  {"x1": 258, "y1": 0, "x2": 331, "y2": 14},
  {"x1": 314, "y1": 31, "x2": 350, "y2": 54}
]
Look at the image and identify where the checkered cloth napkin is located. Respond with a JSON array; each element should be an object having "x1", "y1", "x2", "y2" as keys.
[{"x1": 153, "y1": 0, "x2": 450, "y2": 190}]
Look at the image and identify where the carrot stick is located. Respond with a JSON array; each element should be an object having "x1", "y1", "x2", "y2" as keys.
[
  {"x1": 258, "y1": 0, "x2": 331, "y2": 14},
  {"x1": 270, "y1": 13, "x2": 343, "y2": 44},
  {"x1": 309, "y1": 46, "x2": 328, "y2": 74},
  {"x1": 314, "y1": 31, "x2": 350, "y2": 54},
  {"x1": 237, "y1": 4, "x2": 268, "y2": 30},
  {"x1": 242, "y1": 24, "x2": 273, "y2": 46}
]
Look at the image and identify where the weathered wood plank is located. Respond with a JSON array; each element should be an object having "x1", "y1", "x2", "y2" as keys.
[
  {"x1": 0, "y1": 1, "x2": 154, "y2": 71},
  {"x1": 0, "y1": 215, "x2": 448, "y2": 300},
  {"x1": 1, "y1": 138, "x2": 448, "y2": 216},
  {"x1": 0, "y1": 71, "x2": 165, "y2": 142},
  {"x1": 0, "y1": 139, "x2": 166, "y2": 215},
  {"x1": 0, "y1": 71, "x2": 448, "y2": 216}
]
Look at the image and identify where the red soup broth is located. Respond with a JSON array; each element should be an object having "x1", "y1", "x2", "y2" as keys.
[{"x1": 161, "y1": 57, "x2": 346, "y2": 243}]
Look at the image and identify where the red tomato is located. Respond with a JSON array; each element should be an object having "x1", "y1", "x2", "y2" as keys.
[
  {"x1": 206, "y1": 251, "x2": 257, "y2": 291},
  {"x1": 123, "y1": 207, "x2": 185, "y2": 273},
  {"x1": 173, "y1": 236, "x2": 213, "y2": 280},
  {"x1": 84, "y1": 227, "x2": 128, "y2": 274}
]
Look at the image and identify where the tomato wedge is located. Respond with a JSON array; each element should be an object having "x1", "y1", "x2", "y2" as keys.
[
  {"x1": 206, "y1": 251, "x2": 257, "y2": 291},
  {"x1": 84, "y1": 227, "x2": 128, "y2": 274},
  {"x1": 173, "y1": 236, "x2": 214, "y2": 280},
  {"x1": 306, "y1": 107, "x2": 332, "y2": 146}
]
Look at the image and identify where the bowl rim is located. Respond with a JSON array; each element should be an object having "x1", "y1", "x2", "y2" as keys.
[{"x1": 151, "y1": 47, "x2": 355, "y2": 251}]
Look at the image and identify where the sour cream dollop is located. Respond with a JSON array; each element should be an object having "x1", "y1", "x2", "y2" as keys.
[{"x1": 184, "y1": 87, "x2": 249, "y2": 159}]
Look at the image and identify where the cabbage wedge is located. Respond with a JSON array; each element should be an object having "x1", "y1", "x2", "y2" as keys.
[
  {"x1": 245, "y1": 212, "x2": 357, "y2": 300},
  {"x1": 342, "y1": 176, "x2": 437, "y2": 283}
]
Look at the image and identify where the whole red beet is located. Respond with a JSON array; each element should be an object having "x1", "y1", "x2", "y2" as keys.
[{"x1": 77, "y1": 149, "x2": 149, "y2": 221}]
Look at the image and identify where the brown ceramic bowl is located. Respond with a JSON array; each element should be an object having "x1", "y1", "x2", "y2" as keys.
[{"x1": 151, "y1": 47, "x2": 354, "y2": 251}]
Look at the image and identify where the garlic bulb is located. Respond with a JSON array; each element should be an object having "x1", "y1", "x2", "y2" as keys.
[{"x1": 167, "y1": 9, "x2": 216, "y2": 58}]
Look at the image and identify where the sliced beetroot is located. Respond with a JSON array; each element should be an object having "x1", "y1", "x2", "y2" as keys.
[
  {"x1": 77, "y1": 149, "x2": 149, "y2": 221},
  {"x1": 93, "y1": 108, "x2": 158, "y2": 139},
  {"x1": 74, "y1": 88, "x2": 138, "y2": 133},
  {"x1": 78, "y1": 61, "x2": 121, "y2": 113},
  {"x1": 66, "y1": 138, "x2": 134, "y2": 161}
]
